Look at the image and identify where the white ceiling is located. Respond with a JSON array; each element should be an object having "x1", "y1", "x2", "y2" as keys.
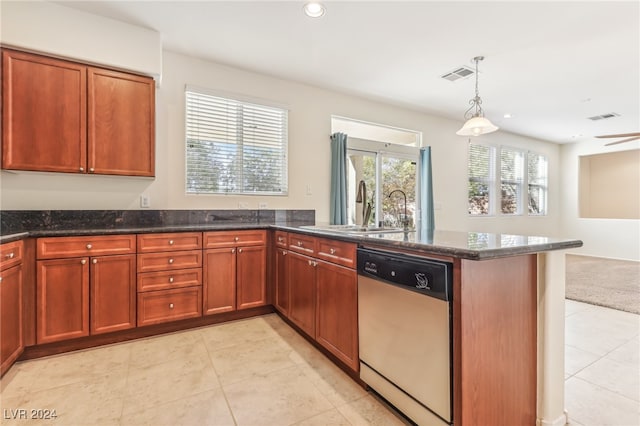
[{"x1": 56, "y1": 1, "x2": 640, "y2": 144}]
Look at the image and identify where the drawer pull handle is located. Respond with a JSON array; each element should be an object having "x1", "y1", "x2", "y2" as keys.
[
  {"x1": 81, "y1": 259, "x2": 87, "y2": 265},
  {"x1": 169, "y1": 303, "x2": 174, "y2": 309},
  {"x1": 234, "y1": 237, "x2": 239, "y2": 242},
  {"x1": 168, "y1": 258, "x2": 174, "y2": 264},
  {"x1": 169, "y1": 240, "x2": 174, "y2": 245},
  {"x1": 169, "y1": 277, "x2": 174, "y2": 283},
  {"x1": 329, "y1": 248, "x2": 336, "y2": 255},
  {"x1": 86, "y1": 244, "x2": 92, "y2": 250},
  {"x1": 92, "y1": 259, "x2": 97, "y2": 264},
  {"x1": 5, "y1": 252, "x2": 14, "y2": 259},
  {"x1": 297, "y1": 241, "x2": 303, "y2": 247}
]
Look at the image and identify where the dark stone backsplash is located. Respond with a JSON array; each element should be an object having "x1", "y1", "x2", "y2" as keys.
[{"x1": 0, "y1": 209, "x2": 315, "y2": 235}]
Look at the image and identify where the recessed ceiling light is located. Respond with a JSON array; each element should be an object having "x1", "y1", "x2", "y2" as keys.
[
  {"x1": 503, "y1": 113, "x2": 513, "y2": 119},
  {"x1": 303, "y1": 2, "x2": 325, "y2": 18}
]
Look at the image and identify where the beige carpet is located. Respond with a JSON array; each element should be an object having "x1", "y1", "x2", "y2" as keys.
[{"x1": 566, "y1": 254, "x2": 640, "y2": 315}]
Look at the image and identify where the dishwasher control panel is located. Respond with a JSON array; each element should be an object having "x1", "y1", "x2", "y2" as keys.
[{"x1": 357, "y1": 248, "x2": 452, "y2": 301}]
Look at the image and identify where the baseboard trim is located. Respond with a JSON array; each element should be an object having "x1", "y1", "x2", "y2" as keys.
[{"x1": 537, "y1": 410, "x2": 568, "y2": 426}]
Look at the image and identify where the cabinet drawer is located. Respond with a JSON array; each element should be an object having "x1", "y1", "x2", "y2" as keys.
[
  {"x1": 316, "y1": 238, "x2": 357, "y2": 269},
  {"x1": 137, "y1": 232, "x2": 202, "y2": 253},
  {"x1": 138, "y1": 268, "x2": 202, "y2": 292},
  {"x1": 137, "y1": 287, "x2": 202, "y2": 327},
  {"x1": 37, "y1": 235, "x2": 136, "y2": 259},
  {"x1": 204, "y1": 230, "x2": 266, "y2": 248},
  {"x1": 274, "y1": 231, "x2": 288, "y2": 248},
  {"x1": 288, "y1": 233, "x2": 316, "y2": 255},
  {"x1": 137, "y1": 250, "x2": 202, "y2": 273},
  {"x1": 1, "y1": 240, "x2": 23, "y2": 271}
]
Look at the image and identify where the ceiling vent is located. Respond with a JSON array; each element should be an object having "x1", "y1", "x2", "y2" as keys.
[
  {"x1": 441, "y1": 66, "x2": 474, "y2": 82},
  {"x1": 587, "y1": 112, "x2": 621, "y2": 121}
]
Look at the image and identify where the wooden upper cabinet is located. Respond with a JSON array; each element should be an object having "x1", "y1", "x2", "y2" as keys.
[
  {"x1": 1, "y1": 48, "x2": 155, "y2": 177},
  {"x1": 88, "y1": 67, "x2": 155, "y2": 176},
  {"x1": 2, "y1": 49, "x2": 87, "y2": 173}
]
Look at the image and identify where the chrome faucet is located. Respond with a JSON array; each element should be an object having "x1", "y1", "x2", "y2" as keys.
[{"x1": 388, "y1": 189, "x2": 409, "y2": 231}]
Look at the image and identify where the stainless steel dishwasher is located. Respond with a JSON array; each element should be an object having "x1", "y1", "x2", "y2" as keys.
[{"x1": 357, "y1": 247, "x2": 453, "y2": 426}]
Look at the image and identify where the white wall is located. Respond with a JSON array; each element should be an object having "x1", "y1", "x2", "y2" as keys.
[
  {"x1": 1, "y1": 49, "x2": 561, "y2": 239},
  {"x1": 0, "y1": 1, "x2": 162, "y2": 78},
  {"x1": 0, "y1": 1, "x2": 563, "y2": 238},
  {"x1": 561, "y1": 139, "x2": 640, "y2": 261}
]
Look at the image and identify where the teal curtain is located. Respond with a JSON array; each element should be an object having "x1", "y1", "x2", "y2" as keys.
[
  {"x1": 419, "y1": 146, "x2": 435, "y2": 232},
  {"x1": 330, "y1": 132, "x2": 348, "y2": 225}
]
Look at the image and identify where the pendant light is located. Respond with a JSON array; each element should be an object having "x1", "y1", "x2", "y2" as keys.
[{"x1": 456, "y1": 56, "x2": 499, "y2": 136}]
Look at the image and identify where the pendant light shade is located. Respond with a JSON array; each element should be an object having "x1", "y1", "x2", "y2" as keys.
[
  {"x1": 456, "y1": 116, "x2": 499, "y2": 136},
  {"x1": 456, "y1": 56, "x2": 499, "y2": 136}
]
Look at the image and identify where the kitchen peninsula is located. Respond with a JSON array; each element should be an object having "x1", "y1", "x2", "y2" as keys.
[{"x1": 0, "y1": 210, "x2": 581, "y2": 426}]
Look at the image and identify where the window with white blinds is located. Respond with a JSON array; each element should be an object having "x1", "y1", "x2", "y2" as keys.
[
  {"x1": 468, "y1": 143, "x2": 547, "y2": 216},
  {"x1": 500, "y1": 148, "x2": 525, "y2": 214},
  {"x1": 468, "y1": 144, "x2": 496, "y2": 215},
  {"x1": 185, "y1": 90, "x2": 288, "y2": 195}
]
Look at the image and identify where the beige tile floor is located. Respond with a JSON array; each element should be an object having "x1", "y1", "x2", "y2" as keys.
[
  {"x1": 0, "y1": 314, "x2": 409, "y2": 426},
  {"x1": 1, "y1": 302, "x2": 638, "y2": 426},
  {"x1": 565, "y1": 300, "x2": 640, "y2": 426}
]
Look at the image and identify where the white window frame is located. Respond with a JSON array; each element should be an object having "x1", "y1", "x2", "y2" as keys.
[
  {"x1": 185, "y1": 86, "x2": 288, "y2": 196},
  {"x1": 468, "y1": 142, "x2": 548, "y2": 216}
]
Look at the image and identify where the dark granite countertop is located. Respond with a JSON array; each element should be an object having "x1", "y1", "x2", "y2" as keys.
[
  {"x1": 1, "y1": 224, "x2": 582, "y2": 261},
  {"x1": 275, "y1": 225, "x2": 583, "y2": 260}
]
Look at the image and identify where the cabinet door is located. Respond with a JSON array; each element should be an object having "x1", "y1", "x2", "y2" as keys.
[
  {"x1": 274, "y1": 248, "x2": 289, "y2": 315},
  {"x1": 90, "y1": 254, "x2": 136, "y2": 334},
  {"x1": 87, "y1": 67, "x2": 155, "y2": 176},
  {"x1": 288, "y1": 251, "x2": 316, "y2": 337},
  {"x1": 203, "y1": 248, "x2": 236, "y2": 315},
  {"x1": 237, "y1": 245, "x2": 266, "y2": 310},
  {"x1": 2, "y1": 49, "x2": 86, "y2": 173},
  {"x1": 1, "y1": 264, "x2": 23, "y2": 375},
  {"x1": 316, "y1": 260, "x2": 359, "y2": 371},
  {"x1": 37, "y1": 258, "x2": 89, "y2": 344}
]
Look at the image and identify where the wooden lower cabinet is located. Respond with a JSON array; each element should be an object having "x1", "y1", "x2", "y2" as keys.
[
  {"x1": 315, "y1": 260, "x2": 358, "y2": 371},
  {"x1": 203, "y1": 248, "x2": 236, "y2": 315},
  {"x1": 1, "y1": 264, "x2": 23, "y2": 375},
  {"x1": 237, "y1": 245, "x2": 266, "y2": 310},
  {"x1": 137, "y1": 287, "x2": 202, "y2": 327},
  {"x1": 274, "y1": 248, "x2": 289, "y2": 315},
  {"x1": 37, "y1": 258, "x2": 90, "y2": 344},
  {"x1": 287, "y1": 251, "x2": 316, "y2": 337},
  {"x1": 90, "y1": 254, "x2": 136, "y2": 334}
]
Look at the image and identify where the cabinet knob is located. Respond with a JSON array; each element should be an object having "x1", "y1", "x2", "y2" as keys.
[
  {"x1": 297, "y1": 241, "x2": 303, "y2": 247},
  {"x1": 81, "y1": 259, "x2": 87, "y2": 265},
  {"x1": 169, "y1": 303, "x2": 174, "y2": 309},
  {"x1": 231, "y1": 248, "x2": 236, "y2": 254},
  {"x1": 92, "y1": 259, "x2": 97, "y2": 264},
  {"x1": 169, "y1": 277, "x2": 174, "y2": 283},
  {"x1": 282, "y1": 250, "x2": 287, "y2": 256},
  {"x1": 308, "y1": 260, "x2": 312, "y2": 266},
  {"x1": 234, "y1": 237, "x2": 239, "y2": 242},
  {"x1": 168, "y1": 258, "x2": 174, "y2": 264},
  {"x1": 330, "y1": 248, "x2": 336, "y2": 255},
  {"x1": 79, "y1": 167, "x2": 84, "y2": 172},
  {"x1": 5, "y1": 252, "x2": 14, "y2": 259},
  {"x1": 89, "y1": 168, "x2": 94, "y2": 173},
  {"x1": 238, "y1": 248, "x2": 243, "y2": 253},
  {"x1": 86, "y1": 244, "x2": 92, "y2": 250},
  {"x1": 278, "y1": 237, "x2": 284, "y2": 242},
  {"x1": 168, "y1": 240, "x2": 174, "y2": 245},
  {"x1": 0, "y1": 277, "x2": 3, "y2": 283}
]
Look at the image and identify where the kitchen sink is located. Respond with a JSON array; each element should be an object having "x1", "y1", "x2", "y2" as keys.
[{"x1": 300, "y1": 225, "x2": 407, "y2": 235}]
